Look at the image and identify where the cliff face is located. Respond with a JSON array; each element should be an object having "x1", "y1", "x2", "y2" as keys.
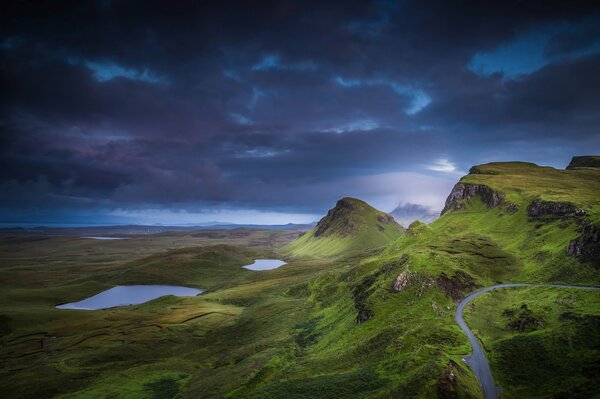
[
  {"x1": 525, "y1": 200, "x2": 597, "y2": 266},
  {"x1": 527, "y1": 200, "x2": 587, "y2": 218},
  {"x1": 313, "y1": 197, "x2": 400, "y2": 238},
  {"x1": 441, "y1": 183, "x2": 504, "y2": 215},
  {"x1": 313, "y1": 198, "x2": 359, "y2": 237},
  {"x1": 567, "y1": 222, "x2": 600, "y2": 268},
  {"x1": 566, "y1": 156, "x2": 600, "y2": 170}
]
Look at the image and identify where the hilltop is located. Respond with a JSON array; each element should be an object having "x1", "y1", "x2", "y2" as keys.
[
  {"x1": 283, "y1": 197, "x2": 404, "y2": 258},
  {"x1": 254, "y1": 157, "x2": 600, "y2": 398},
  {"x1": 1, "y1": 157, "x2": 599, "y2": 399}
]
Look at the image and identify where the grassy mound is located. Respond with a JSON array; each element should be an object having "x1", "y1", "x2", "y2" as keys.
[
  {"x1": 1, "y1": 159, "x2": 599, "y2": 398},
  {"x1": 283, "y1": 197, "x2": 405, "y2": 258}
]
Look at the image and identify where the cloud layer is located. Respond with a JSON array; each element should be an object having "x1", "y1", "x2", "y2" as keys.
[{"x1": 1, "y1": 1, "x2": 599, "y2": 224}]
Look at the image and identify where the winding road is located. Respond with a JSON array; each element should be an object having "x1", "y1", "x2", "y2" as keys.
[{"x1": 456, "y1": 283, "x2": 600, "y2": 399}]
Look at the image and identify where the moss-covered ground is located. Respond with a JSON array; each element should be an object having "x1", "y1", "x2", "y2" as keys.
[{"x1": 1, "y1": 161, "x2": 599, "y2": 398}]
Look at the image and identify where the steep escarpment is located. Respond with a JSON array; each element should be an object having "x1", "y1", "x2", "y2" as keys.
[
  {"x1": 567, "y1": 222, "x2": 600, "y2": 268},
  {"x1": 244, "y1": 157, "x2": 598, "y2": 399},
  {"x1": 437, "y1": 160, "x2": 600, "y2": 271},
  {"x1": 283, "y1": 197, "x2": 404, "y2": 258},
  {"x1": 526, "y1": 200, "x2": 587, "y2": 219},
  {"x1": 441, "y1": 182, "x2": 505, "y2": 215},
  {"x1": 566, "y1": 155, "x2": 600, "y2": 170}
]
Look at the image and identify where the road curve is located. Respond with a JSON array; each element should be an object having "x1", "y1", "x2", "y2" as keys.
[{"x1": 456, "y1": 283, "x2": 600, "y2": 399}]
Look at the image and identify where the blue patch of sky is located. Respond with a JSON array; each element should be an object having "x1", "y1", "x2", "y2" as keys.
[
  {"x1": 222, "y1": 69, "x2": 265, "y2": 109},
  {"x1": 469, "y1": 19, "x2": 600, "y2": 78},
  {"x1": 251, "y1": 54, "x2": 317, "y2": 72},
  {"x1": 84, "y1": 60, "x2": 167, "y2": 84},
  {"x1": 229, "y1": 113, "x2": 254, "y2": 125},
  {"x1": 322, "y1": 119, "x2": 380, "y2": 134},
  {"x1": 66, "y1": 57, "x2": 167, "y2": 84},
  {"x1": 334, "y1": 76, "x2": 431, "y2": 115},
  {"x1": 1, "y1": 36, "x2": 26, "y2": 50}
]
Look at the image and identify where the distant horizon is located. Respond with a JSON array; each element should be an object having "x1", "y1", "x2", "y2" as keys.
[{"x1": 0, "y1": 198, "x2": 446, "y2": 228}]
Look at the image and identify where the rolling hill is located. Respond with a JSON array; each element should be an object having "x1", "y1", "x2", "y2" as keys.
[
  {"x1": 1, "y1": 157, "x2": 599, "y2": 398},
  {"x1": 283, "y1": 197, "x2": 405, "y2": 258}
]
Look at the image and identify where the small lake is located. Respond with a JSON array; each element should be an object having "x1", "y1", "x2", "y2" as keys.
[
  {"x1": 243, "y1": 259, "x2": 287, "y2": 271},
  {"x1": 57, "y1": 285, "x2": 203, "y2": 310}
]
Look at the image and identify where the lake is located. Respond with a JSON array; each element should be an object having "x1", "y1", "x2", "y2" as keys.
[
  {"x1": 243, "y1": 259, "x2": 287, "y2": 271},
  {"x1": 57, "y1": 285, "x2": 203, "y2": 310}
]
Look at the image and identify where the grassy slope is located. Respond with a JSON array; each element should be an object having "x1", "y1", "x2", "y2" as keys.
[
  {"x1": 241, "y1": 162, "x2": 600, "y2": 398},
  {"x1": 465, "y1": 162, "x2": 600, "y2": 220},
  {"x1": 1, "y1": 162, "x2": 599, "y2": 398},
  {"x1": 283, "y1": 197, "x2": 405, "y2": 258},
  {"x1": 465, "y1": 287, "x2": 600, "y2": 398}
]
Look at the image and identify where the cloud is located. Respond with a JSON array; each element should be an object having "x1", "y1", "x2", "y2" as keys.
[
  {"x1": 321, "y1": 119, "x2": 379, "y2": 134},
  {"x1": 229, "y1": 113, "x2": 254, "y2": 125},
  {"x1": 426, "y1": 159, "x2": 459, "y2": 174},
  {"x1": 469, "y1": 17, "x2": 600, "y2": 78},
  {"x1": 333, "y1": 76, "x2": 431, "y2": 115},
  {"x1": 252, "y1": 54, "x2": 317, "y2": 72},
  {"x1": 1, "y1": 1, "x2": 599, "y2": 224}
]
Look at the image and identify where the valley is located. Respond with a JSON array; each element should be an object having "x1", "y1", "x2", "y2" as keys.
[{"x1": 1, "y1": 157, "x2": 599, "y2": 398}]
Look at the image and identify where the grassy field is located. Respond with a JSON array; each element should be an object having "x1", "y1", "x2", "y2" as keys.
[
  {"x1": 0, "y1": 229, "x2": 325, "y2": 398},
  {"x1": 1, "y1": 161, "x2": 599, "y2": 398},
  {"x1": 465, "y1": 287, "x2": 600, "y2": 398}
]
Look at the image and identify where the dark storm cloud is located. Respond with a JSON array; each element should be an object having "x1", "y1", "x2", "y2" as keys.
[{"x1": 1, "y1": 0, "x2": 599, "y2": 223}]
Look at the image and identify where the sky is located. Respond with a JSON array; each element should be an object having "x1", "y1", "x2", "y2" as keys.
[{"x1": 1, "y1": 1, "x2": 600, "y2": 226}]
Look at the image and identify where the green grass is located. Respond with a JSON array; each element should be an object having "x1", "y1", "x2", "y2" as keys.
[
  {"x1": 1, "y1": 161, "x2": 599, "y2": 398},
  {"x1": 283, "y1": 197, "x2": 404, "y2": 258},
  {"x1": 465, "y1": 287, "x2": 600, "y2": 398},
  {"x1": 464, "y1": 162, "x2": 600, "y2": 219}
]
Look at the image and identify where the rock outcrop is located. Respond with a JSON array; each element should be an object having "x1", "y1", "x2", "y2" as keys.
[
  {"x1": 436, "y1": 271, "x2": 476, "y2": 302},
  {"x1": 437, "y1": 360, "x2": 461, "y2": 398},
  {"x1": 566, "y1": 155, "x2": 600, "y2": 170},
  {"x1": 313, "y1": 198, "x2": 361, "y2": 237},
  {"x1": 567, "y1": 222, "x2": 600, "y2": 268},
  {"x1": 352, "y1": 273, "x2": 378, "y2": 324},
  {"x1": 391, "y1": 270, "x2": 414, "y2": 292},
  {"x1": 526, "y1": 199, "x2": 597, "y2": 267},
  {"x1": 377, "y1": 214, "x2": 396, "y2": 224},
  {"x1": 526, "y1": 199, "x2": 587, "y2": 219},
  {"x1": 441, "y1": 183, "x2": 504, "y2": 215},
  {"x1": 503, "y1": 304, "x2": 543, "y2": 332}
]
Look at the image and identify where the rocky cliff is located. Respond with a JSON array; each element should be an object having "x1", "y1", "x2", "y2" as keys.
[
  {"x1": 526, "y1": 200, "x2": 587, "y2": 219},
  {"x1": 441, "y1": 183, "x2": 505, "y2": 215},
  {"x1": 568, "y1": 222, "x2": 600, "y2": 268},
  {"x1": 566, "y1": 155, "x2": 600, "y2": 170}
]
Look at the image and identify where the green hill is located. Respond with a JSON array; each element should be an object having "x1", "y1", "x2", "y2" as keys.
[
  {"x1": 245, "y1": 158, "x2": 600, "y2": 398},
  {"x1": 283, "y1": 197, "x2": 405, "y2": 258},
  {"x1": 2, "y1": 158, "x2": 599, "y2": 399}
]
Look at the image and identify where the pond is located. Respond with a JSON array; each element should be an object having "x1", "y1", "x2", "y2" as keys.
[
  {"x1": 57, "y1": 285, "x2": 203, "y2": 310},
  {"x1": 243, "y1": 259, "x2": 287, "y2": 271}
]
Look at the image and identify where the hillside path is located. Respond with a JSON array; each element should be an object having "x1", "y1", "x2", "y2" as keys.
[{"x1": 456, "y1": 283, "x2": 600, "y2": 399}]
